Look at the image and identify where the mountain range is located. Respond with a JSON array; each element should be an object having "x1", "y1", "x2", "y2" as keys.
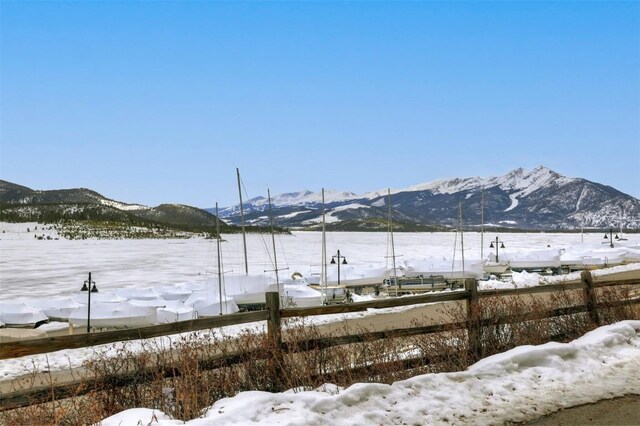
[
  {"x1": 0, "y1": 180, "x2": 234, "y2": 237},
  {"x1": 214, "y1": 166, "x2": 640, "y2": 231},
  {"x1": 2, "y1": 166, "x2": 638, "y2": 234}
]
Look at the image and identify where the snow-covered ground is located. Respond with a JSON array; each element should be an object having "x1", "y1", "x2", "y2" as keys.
[{"x1": 102, "y1": 321, "x2": 640, "y2": 425}]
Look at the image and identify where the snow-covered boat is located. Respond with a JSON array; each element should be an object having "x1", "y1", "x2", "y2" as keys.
[
  {"x1": 560, "y1": 246, "x2": 628, "y2": 270},
  {"x1": 404, "y1": 258, "x2": 484, "y2": 280},
  {"x1": 154, "y1": 284, "x2": 194, "y2": 302},
  {"x1": 282, "y1": 275, "x2": 323, "y2": 308},
  {"x1": 506, "y1": 249, "x2": 562, "y2": 271},
  {"x1": 622, "y1": 247, "x2": 640, "y2": 264},
  {"x1": 204, "y1": 273, "x2": 283, "y2": 307},
  {"x1": 0, "y1": 302, "x2": 48, "y2": 328},
  {"x1": 68, "y1": 301, "x2": 157, "y2": 329},
  {"x1": 317, "y1": 264, "x2": 391, "y2": 287},
  {"x1": 27, "y1": 297, "x2": 84, "y2": 321},
  {"x1": 157, "y1": 300, "x2": 196, "y2": 323},
  {"x1": 483, "y1": 261, "x2": 510, "y2": 275},
  {"x1": 115, "y1": 287, "x2": 160, "y2": 301},
  {"x1": 185, "y1": 290, "x2": 239, "y2": 317},
  {"x1": 71, "y1": 291, "x2": 124, "y2": 305}
]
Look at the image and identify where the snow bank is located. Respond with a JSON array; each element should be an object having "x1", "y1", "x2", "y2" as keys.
[
  {"x1": 101, "y1": 321, "x2": 640, "y2": 425},
  {"x1": 478, "y1": 270, "x2": 543, "y2": 289}
]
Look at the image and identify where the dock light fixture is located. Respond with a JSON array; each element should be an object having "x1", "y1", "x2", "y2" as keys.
[
  {"x1": 489, "y1": 236, "x2": 505, "y2": 263},
  {"x1": 330, "y1": 250, "x2": 347, "y2": 286},
  {"x1": 603, "y1": 228, "x2": 618, "y2": 248},
  {"x1": 81, "y1": 272, "x2": 98, "y2": 333}
]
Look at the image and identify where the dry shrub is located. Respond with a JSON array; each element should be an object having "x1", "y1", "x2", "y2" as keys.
[{"x1": 596, "y1": 285, "x2": 640, "y2": 324}]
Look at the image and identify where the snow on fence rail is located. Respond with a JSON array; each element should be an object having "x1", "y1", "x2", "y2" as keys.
[{"x1": 1, "y1": 271, "x2": 639, "y2": 411}]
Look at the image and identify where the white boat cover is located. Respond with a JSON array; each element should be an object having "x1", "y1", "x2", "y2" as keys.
[
  {"x1": 185, "y1": 291, "x2": 239, "y2": 317},
  {"x1": 128, "y1": 298, "x2": 169, "y2": 308},
  {"x1": 282, "y1": 277, "x2": 323, "y2": 308},
  {"x1": 68, "y1": 301, "x2": 157, "y2": 328},
  {"x1": 0, "y1": 302, "x2": 48, "y2": 327},
  {"x1": 204, "y1": 273, "x2": 283, "y2": 305},
  {"x1": 26, "y1": 297, "x2": 84, "y2": 320},
  {"x1": 157, "y1": 300, "x2": 195, "y2": 323},
  {"x1": 320, "y1": 264, "x2": 391, "y2": 286},
  {"x1": 560, "y1": 245, "x2": 629, "y2": 268},
  {"x1": 404, "y1": 258, "x2": 484, "y2": 279},
  {"x1": 71, "y1": 291, "x2": 124, "y2": 305},
  {"x1": 154, "y1": 284, "x2": 194, "y2": 302},
  {"x1": 623, "y1": 248, "x2": 640, "y2": 263},
  {"x1": 115, "y1": 287, "x2": 160, "y2": 300},
  {"x1": 506, "y1": 249, "x2": 562, "y2": 269}
]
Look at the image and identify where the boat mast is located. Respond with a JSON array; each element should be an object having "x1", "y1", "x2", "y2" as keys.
[
  {"x1": 267, "y1": 189, "x2": 280, "y2": 294},
  {"x1": 236, "y1": 168, "x2": 249, "y2": 275},
  {"x1": 459, "y1": 201, "x2": 465, "y2": 287},
  {"x1": 215, "y1": 202, "x2": 223, "y2": 315},
  {"x1": 321, "y1": 188, "x2": 327, "y2": 296},
  {"x1": 388, "y1": 189, "x2": 398, "y2": 297},
  {"x1": 480, "y1": 187, "x2": 484, "y2": 259}
]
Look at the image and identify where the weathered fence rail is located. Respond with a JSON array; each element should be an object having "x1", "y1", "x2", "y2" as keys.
[
  {"x1": 1, "y1": 270, "x2": 639, "y2": 411},
  {"x1": 0, "y1": 310, "x2": 268, "y2": 360}
]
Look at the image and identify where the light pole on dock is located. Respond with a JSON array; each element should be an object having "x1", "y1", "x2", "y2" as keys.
[
  {"x1": 603, "y1": 228, "x2": 618, "y2": 248},
  {"x1": 330, "y1": 250, "x2": 347, "y2": 286},
  {"x1": 80, "y1": 272, "x2": 98, "y2": 333},
  {"x1": 489, "y1": 237, "x2": 505, "y2": 263}
]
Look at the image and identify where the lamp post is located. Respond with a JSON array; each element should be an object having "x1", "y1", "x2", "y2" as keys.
[
  {"x1": 603, "y1": 228, "x2": 618, "y2": 248},
  {"x1": 330, "y1": 250, "x2": 347, "y2": 286},
  {"x1": 80, "y1": 272, "x2": 98, "y2": 333},
  {"x1": 489, "y1": 236, "x2": 505, "y2": 263}
]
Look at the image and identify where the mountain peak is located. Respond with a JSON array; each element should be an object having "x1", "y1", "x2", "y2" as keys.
[{"x1": 216, "y1": 166, "x2": 639, "y2": 230}]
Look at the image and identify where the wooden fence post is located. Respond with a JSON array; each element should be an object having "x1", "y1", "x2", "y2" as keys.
[
  {"x1": 265, "y1": 291, "x2": 285, "y2": 390},
  {"x1": 581, "y1": 270, "x2": 601, "y2": 326},
  {"x1": 465, "y1": 278, "x2": 482, "y2": 362},
  {"x1": 266, "y1": 292, "x2": 282, "y2": 348}
]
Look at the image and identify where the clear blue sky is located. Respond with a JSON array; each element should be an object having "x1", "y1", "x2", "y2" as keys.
[{"x1": 1, "y1": 1, "x2": 639, "y2": 208}]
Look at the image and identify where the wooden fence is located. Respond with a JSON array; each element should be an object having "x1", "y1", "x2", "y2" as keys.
[{"x1": 1, "y1": 270, "x2": 639, "y2": 411}]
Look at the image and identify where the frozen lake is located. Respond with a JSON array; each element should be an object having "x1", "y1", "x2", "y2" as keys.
[{"x1": 1, "y1": 222, "x2": 628, "y2": 301}]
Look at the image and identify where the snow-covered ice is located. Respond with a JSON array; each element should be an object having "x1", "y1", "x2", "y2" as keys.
[{"x1": 3, "y1": 222, "x2": 637, "y2": 301}]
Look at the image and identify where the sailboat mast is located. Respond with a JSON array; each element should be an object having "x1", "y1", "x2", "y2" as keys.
[
  {"x1": 215, "y1": 202, "x2": 223, "y2": 315},
  {"x1": 388, "y1": 189, "x2": 398, "y2": 297},
  {"x1": 321, "y1": 188, "x2": 327, "y2": 293},
  {"x1": 236, "y1": 168, "x2": 249, "y2": 275},
  {"x1": 480, "y1": 187, "x2": 484, "y2": 259},
  {"x1": 267, "y1": 189, "x2": 280, "y2": 290},
  {"x1": 459, "y1": 201, "x2": 465, "y2": 287}
]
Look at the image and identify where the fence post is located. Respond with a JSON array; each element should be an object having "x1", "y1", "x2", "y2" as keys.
[
  {"x1": 265, "y1": 291, "x2": 285, "y2": 390},
  {"x1": 581, "y1": 270, "x2": 600, "y2": 326},
  {"x1": 266, "y1": 292, "x2": 282, "y2": 348},
  {"x1": 465, "y1": 278, "x2": 482, "y2": 362}
]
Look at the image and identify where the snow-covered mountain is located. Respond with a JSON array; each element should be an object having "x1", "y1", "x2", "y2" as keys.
[{"x1": 215, "y1": 166, "x2": 640, "y2": 230}]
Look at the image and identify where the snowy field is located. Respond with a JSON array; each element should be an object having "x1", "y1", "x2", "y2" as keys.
[
  {"x1": 1, "y1": 222, "x2": 634, "y2": 301},
  {"x1": 102, "y1": 321, "x2": 640, "y2": 425}
]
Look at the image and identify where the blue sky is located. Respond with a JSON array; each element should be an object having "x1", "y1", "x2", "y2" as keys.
[{"x1": 1, "y1": 1, "x2": 638, "y2": 208}]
